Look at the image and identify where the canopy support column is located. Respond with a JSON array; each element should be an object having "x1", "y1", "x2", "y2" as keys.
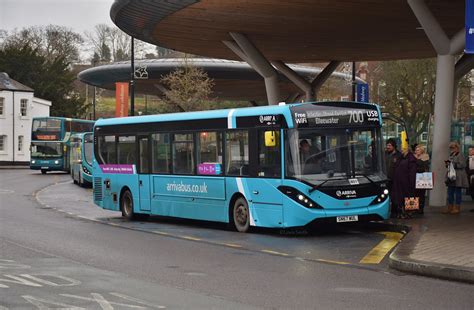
[
  {"x1": 408, "y1": 0, "x2": 464, "y2": 206},
  {"x1": 224, "y1": 33, "x2": 281, "y2": 105}
]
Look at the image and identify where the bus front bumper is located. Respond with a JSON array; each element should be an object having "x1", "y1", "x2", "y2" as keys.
[{"x1": 30, "y1": 159, "x2": 64, "y2": 171}]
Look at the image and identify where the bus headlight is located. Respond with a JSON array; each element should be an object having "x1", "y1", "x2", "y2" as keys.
[
  {"x1": 31, "y1": 160, "x2": 35, "y2": 164},
  {"x1": 370, "y1": 188, "x2": 389, "y2": 205},
  {"x1": 54, "y1": 160, "x2": 59, "y2": 164},
  {"x1": 278, "y1": 186, "x2": 322, "y2": 209}
]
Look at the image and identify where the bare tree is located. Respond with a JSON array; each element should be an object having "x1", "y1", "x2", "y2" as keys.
[
  {"x1": 378, "y1": 59, "x2": 437, "y2": 143},
  {"x1": 160, "y1": 58, "x2": 214, "y2": 111},
  {"x1": 2, "y1": 25, "x2": 83, "y2": 63}
]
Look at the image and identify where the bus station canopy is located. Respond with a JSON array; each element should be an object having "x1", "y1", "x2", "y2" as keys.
[
  {"x1": 78, "y1": 58, "x2": 363, "y2": 102},
  {"x1": 110, "y1": 0, "x2": 464, "y2": 62}
]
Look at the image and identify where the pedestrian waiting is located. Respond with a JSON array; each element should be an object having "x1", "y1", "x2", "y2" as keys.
[
  {"x1": 391, "y1": 144, "x2": 417, "y2": 219},
  {"x1": 442, "y1": 141, "x2": 469, "y2": 215},
  {"x1": 414, "y1": 144, "x2": 430, "y2": 215}
]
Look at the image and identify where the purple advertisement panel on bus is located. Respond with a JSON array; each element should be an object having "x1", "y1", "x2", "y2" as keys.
[
  {"x1": 99, "y1": 164, "x2": 136, "y2": 174},
  {"x1": 198, "y1": 163, "x2": 222, "y2": 175}
]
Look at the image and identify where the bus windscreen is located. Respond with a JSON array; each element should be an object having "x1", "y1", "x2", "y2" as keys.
[{"x1": 31, "y1": 142, "x2": 63, "y2": 158}]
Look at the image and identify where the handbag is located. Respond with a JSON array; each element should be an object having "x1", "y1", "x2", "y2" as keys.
[
  {"x1": 404, "y1": 197, "x2": 420, "y2": 211},
  {"x1": 416, "y1": 172, "x2": 433, "y2": 189},
  {"x1": 447, "y1": 162, "x2": 456, "y2": 181}
]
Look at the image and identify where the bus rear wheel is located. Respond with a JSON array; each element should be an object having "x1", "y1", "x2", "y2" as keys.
[
  {"x1": 121, "y1": 190, "x2": 136, "y2": 220},
  {"x1": 41, "y1": 169, "x2": 47, "y2": 175},
  {"x1": 232, "y1": 197, "x2": 250, "y2": 233}
]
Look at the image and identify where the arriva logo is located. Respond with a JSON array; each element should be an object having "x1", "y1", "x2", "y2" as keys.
[
  {"x1": 469, "y1": 28, "x2": 474, "y2": 35},
  {"x1": 336, "y1": 190, "x2": 357, "y2": 197}
]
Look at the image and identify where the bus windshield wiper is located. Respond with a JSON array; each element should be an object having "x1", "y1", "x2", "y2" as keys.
[
  {"x1": 356, "y1": 173, "x2": 376, "y2": 185},
  {"x1": 308, "y1": 177, "x2": 345, "y2": 193}
]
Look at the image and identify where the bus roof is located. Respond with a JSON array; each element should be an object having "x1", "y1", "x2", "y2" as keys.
[
  {"x1": 33, "y1": 116, "x2": 95, "y2": 123},
  {"x1": 95, "y1": 101, "x2": 379, "y2": 128}
]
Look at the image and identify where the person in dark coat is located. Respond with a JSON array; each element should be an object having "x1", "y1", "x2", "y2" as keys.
[
  {"x1": 442, "y1": 141, "x2": 469, "y2": 214},
  {"x1": 391, "y1": 147, "x2": 417, "y2": 219},
  {"x1": 385, "y1": 138, "x2": 402, "y2": 216},
  {"x1": 414, "y1": 144, "x2": 430, "y2": 214},
  {"x1": 466, "y1": 147, "x2": 474, "y2": 213}
]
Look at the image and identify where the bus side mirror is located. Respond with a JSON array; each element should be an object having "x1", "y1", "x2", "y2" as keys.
[{"x1": 264, "y1": 131, "x2": 277, "y2": 147}]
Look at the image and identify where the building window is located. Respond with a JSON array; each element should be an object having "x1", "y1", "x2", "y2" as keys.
[
  {"x1": 0, "y1": 135, "x2": 6, "y2": 152},
  {"x1": 0, "y1": 97, "x2": 4, "y2": 116},
  {"x1": 18, "y1": 136, "x2": 24, "y2": 152},
  {"x1": 20, "y1": 99, "x2": 28, "y2": 116}
]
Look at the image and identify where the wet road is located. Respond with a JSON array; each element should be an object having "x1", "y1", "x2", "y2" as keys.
[{"x1": 1, "y1": 169, "x2": 473, "y2": 309}]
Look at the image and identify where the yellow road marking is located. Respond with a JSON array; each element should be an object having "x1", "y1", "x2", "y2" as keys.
[
  {"x1": 152, "y1": 231, "x2": 170, "y2": 236},
  {"x1": 222, "y1": 243, "x2": 243, "y2": 248},
  {"x1": 315, "y1": 258, "x2": 350, "y2": 265},
  {"x1": 181, "y1": 236, "x2": 202, "y2": 241},
  {"x1": 359, "y1": 231, "x2": 403, "y2": 264},
  {"x1": 261, "y1": 249, "x2": 290, "y2": 256}
]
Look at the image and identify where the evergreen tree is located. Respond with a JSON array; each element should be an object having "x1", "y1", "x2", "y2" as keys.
[{"x1": 0, "y1": 43, "x2": 87, "y2": 117}]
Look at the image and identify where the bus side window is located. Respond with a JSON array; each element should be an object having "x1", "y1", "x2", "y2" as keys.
[
  {"x1": 197, "y1": 131, "x2": 223, "y2": 175},
  {"x1": 225, "y1": 131, "x2": 249, "y2": 176},
  {"x1": 258, "y1": 130, "x2": 281, "y2": 178},
  {"x1": 152, "y1": 133, "x2": 171, "y2": 174},
  {"x1": 117, "y1": 136, "x2": 136, "y2": 165},
  {"x1": 98, "y1": 135, "x2": 117, "y2": 164},
  {"x1": 172, "y1": 133, "x2": 194, "y2": 174}
]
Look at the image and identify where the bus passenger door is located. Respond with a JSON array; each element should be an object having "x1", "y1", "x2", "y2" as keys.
[
  {"x1": 245, "y1": 129, "x2": 283, "y2": 227},
  {"x1": 138, "y1": 136, "x2": 151, "y2": 212}
]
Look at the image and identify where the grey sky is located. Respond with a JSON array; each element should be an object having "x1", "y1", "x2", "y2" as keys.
[{"x1": 0, "y1": 0, "x2": 115, "y2": 34}]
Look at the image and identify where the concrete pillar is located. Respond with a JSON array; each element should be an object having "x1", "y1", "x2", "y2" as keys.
[
  {"x1": 408, "y1": 0, "x2": 464, "y2": 207},
  {"x1": 311, "y1": 61, "x2": 341, "y2": 100},
  {"x1": 272, "y1": 61, "x2": 314, "y2": 101},
  {"x1": 430, "y1": 55, "x2": 455, "y2": 206},
  {"x1": 224, "y1": 33, "x2": 281, "y2": 105}
]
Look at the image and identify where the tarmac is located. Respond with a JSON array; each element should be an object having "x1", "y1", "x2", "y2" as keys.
[
  {"x1": 388, "y1": 199, "x2": 474, "y2": 284},
  {"x1": 1, "y1": 166, "x2": 473, "y2": 284}
]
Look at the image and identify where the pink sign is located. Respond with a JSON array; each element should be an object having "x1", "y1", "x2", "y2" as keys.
[
  {"x1": 100, "y1": 164, "x2": 135, "y2": 174},
  {"x1": 198, "y1": 163, "x2": 221, "y2": 175}
]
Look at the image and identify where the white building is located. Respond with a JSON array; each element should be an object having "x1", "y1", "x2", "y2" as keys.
[{"x1": 0, "y1": 73, "x2": 51, "y2": 165}]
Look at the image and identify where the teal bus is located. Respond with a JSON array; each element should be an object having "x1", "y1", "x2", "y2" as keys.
[
  {"x1": 70, "y1": 132, "x2": 93, "y2": 186},
  {"x1": 92, "y1": 101, "x2": 389, "y2": 232},
  {"x1": 30, "y1": 117, "x2": 94, "y2": 174}
]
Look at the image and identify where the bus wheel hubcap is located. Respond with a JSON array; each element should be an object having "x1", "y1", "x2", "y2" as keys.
[
  {"x1": 236, "y1": 204, "x2": 248, "y2": 226},
  {"x1": 124, "y1": 196, "x2": 132, "y2": 215}
]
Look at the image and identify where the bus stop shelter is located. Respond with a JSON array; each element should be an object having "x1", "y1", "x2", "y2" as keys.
[
  {"x1": 78, "y1": 58, "x2": 364, "y2": 104},
  {"x1": 109, "y1": 0, "x2": 472, "y2": 207}
]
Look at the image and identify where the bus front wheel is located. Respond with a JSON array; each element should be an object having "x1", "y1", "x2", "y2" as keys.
[
  {"x1": 232, "y1": 197, "x2": 250, "y2": 233},
  {"x1": 121, "y1": 190, "x2": 136, "y2": 220}
]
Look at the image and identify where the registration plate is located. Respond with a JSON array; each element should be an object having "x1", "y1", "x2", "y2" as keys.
[
  {"x1": 336, "y1": 215, "x2": 358, "y2": 223},
  {"x1": 41, "y1": 167, "x2": 49, "y2": 169}
]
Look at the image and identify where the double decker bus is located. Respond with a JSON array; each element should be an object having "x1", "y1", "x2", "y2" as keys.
[
  {"x1": 70, "y1": 132, "x2": 93, "y2": 186},
  {"x1": 92, "y1": 101, "x2": 389, "y2": 232},
  {"x1": 30, "y1": 117, "x2": 94, "y2": 174}
]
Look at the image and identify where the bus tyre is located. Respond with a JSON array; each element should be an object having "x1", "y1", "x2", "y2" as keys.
[
  {"x1": 232, "y1": 197, "x2": 250, "y2": 233},
  {"x1": 41, "y1": 169, "x2": 47, "y2": 175},
  {"x1": 121, "y1": 190, "x2": 136, "y2": 220}
]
